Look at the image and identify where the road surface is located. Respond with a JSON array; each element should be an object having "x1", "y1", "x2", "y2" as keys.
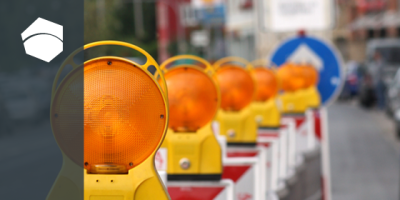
[{"x1": 329, "y1": 102, "x2": 399, "y2": 200}]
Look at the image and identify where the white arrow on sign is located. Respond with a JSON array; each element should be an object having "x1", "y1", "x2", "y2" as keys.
[{"x1": 287, "y1": 44, "x2": 323, "y2": 71}]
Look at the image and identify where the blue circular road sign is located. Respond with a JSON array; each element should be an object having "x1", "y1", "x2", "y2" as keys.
[{"x1": 270, "y1": 36, "x2": 344, "y2": 106}]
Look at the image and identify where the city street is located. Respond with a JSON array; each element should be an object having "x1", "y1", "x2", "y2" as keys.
[
  {"x1": 329, "y1": 102, "x2": 399, "y2": 200},
  {"x1": 2, "y1": 0, "x2": 400, "y2": 199},
  {"x1": 0, "y1": 102, "x2": 399, "y2": 199}
]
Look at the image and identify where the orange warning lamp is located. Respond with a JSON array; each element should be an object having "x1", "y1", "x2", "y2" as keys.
[
  {"x1": 47, "y1": 41, "x2": 170, "y2": 200},
  {"x1": 276, "y1": 62, "x2": 308, "y2": 114},
  {"x1": 164, "y1": 63, "x2": 219, "y2": 132},
  {"x1": 159, "y1": 55, "x2": 222, "y2": 181},
  {"x1": 250, "y1": 59, "x2": 281, "y2": 128},
  {"x1": 253, "y1": 67, "x2": 278, "y2": 101},
  {"x1": 251, "y1": 60, "x2": 278, "y2": 101},
  {"x1": 83, "y1": 59, "x2": 165, "y2": 172},
  {"x1": 292, "y1": 65, "x2": 308, "y2": 90},
  {"x1": 216, "y1": 64, "x2": 255, "y2": 111},
  {"x1": 276, "y1": 62, "x2": 307, "y2": 92},
  {"x1": 276, "y1": 62, "x2": 294, "y2": 91},
  {"x1": 213, "y1": 57, "x2": 258, "y2": 146},
  {"x1": 298, "y1": 63, "x2": 321, "y2": 109},
  {"x1": 301, "y1": 63, "x2": 319, "y2": 88}
]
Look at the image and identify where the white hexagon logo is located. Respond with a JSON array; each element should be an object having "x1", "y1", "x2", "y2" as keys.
[{"x1": 21, "y1": 17, "x2": 63, "y2": 62}]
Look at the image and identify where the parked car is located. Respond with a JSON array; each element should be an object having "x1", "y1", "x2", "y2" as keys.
[
  {"x1": 392, "y1": 103, "x2": 400, "y2": 139},
  {"x1": 358, "y1": 72, "x2": 376, "y2": 108},
  {"x1": 379, "y1": 68, "x2": 400, "y2": 138},
  {"x1": 385, "y1": 68, "x2": 400, "y2": 117},
  {"x1": 358, "y1": 39, "x2": 400, "y2": 108}
]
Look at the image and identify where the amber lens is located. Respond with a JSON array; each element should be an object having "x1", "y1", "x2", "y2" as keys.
[
  {"x1": 291, "y1": 65, "x2": 307, "y2": 90},
  {"x1": 214, "y1": 64, "x2": 255, "y2": 111},
  {"x1": 277, "y1": 63, "x2": 306, "y2": 91},
  {"x1": 253, "y1": 68, "x2": 278, "y2": 101},
  {"x1": 163, "y1": 66, "x2": 218, "y2": 132},
  {"x1": 52, "y1": 58, "x2": 167, "y2": 171},
  {"x1": 301, "y1": 64, "x2": 319, "y2": 87},
  {"x1": 276, "y1": 63, "x2": 294, "y2": 91}
]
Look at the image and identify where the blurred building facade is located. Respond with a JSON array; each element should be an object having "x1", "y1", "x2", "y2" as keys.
[
  {"x1": 334, "y1": 0, "x2": 400, "y2": 62},
  {"x1": 155, "y1": 0, "x2": 400, "y2": 64},
  {"x1": 253, "y1": 0, "x2": 334, "y2": 64},
  {"x1": 253, "y1": 0, "x2": 400, "y2": 64},
  {"x1": 156, "y1": 0, "x2": 256, "y2": 63}
]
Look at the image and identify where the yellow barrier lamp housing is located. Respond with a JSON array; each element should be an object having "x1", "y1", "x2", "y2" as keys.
[
  {"x1": 47, "y1": 41, "x2": 170, "y2": 200},
  {"x1": 276, "y1": 62, "x2": 308, "y2": 114},
  {"x1": 159, "y1": 55, "x2": 223, "y2": 181},
  {"x1": 250, "y1": 59, "x2": 281, "y2": 129},
  {"x1": 213, "y1": 57, "x2": 257, "y2": 146}
]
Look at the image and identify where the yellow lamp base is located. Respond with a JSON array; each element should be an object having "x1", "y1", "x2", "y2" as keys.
[
  {"x1": 47, "y1": 153, "x2": 170, "y2": 200},
  {"x1": 161, "y1": 123, "x2": 223, "y2": 181},
  {"x1": 251, "y1": 98, "x2": 281, "y2": 129},
  {"x1": 215, "y1": 105, "x2": 258, "y2": 146}
]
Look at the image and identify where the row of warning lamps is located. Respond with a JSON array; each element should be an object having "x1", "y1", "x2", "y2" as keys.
[{"x1": 46, "y1": 41, "x2": 320, "y2": 200}]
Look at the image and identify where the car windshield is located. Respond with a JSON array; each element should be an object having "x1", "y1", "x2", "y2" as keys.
[{"x1": 376, "y1": 47, "x2": 400, "y2": 65}]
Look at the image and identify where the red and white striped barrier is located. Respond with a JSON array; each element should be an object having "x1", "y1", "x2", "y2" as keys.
[
  {"x1": 155, "y1": 111, "x2": 331, "y2": 200},
  {"x1": 156, "y1": 139, "x2": 235, "y2": 200},
  {"x1": 258, "y1": 128, "x2": 284, "y2": 194},
  {"x1": 257, "y1": 121, "x2": 297, "y2": 200},
  {"x1": 218, "y1": 135, "x2": 266, "y2": 200},
  {"x1": 167, "y1": 179, "x2": 235, "y2": 200},
  {"x1": 282, "y1": 114, "x2": 308, "y2": 155},
  {"x1": 281, "y1": 118, "x2": 297, "y2": 176},
  {"x1": 281, "y1": 118, "x2": 298, "y2": 181}
]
